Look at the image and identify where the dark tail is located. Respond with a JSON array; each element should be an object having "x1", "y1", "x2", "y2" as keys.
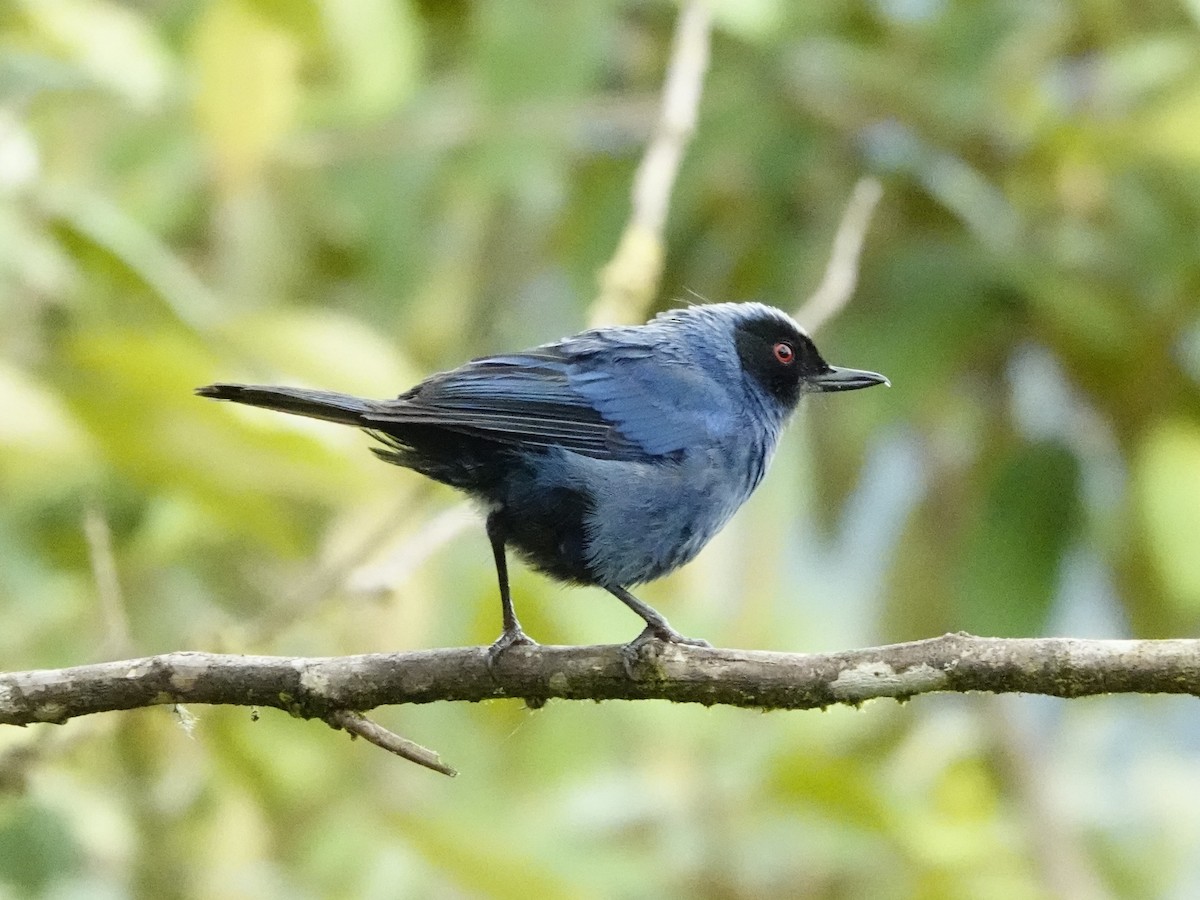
[{"x1": 195, "y1": 383, "x2": 374, "y2": 428}]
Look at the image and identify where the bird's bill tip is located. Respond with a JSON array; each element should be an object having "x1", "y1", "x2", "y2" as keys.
[
  {"x1": 195, "y1": 383, "x2": 242, "y2": 400},
  {"x1": 809, "y1": 365, "x2": 890, "y2": 392}
]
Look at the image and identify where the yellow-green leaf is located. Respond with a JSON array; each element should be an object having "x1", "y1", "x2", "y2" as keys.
[
  {"x1": 191, "y1": 0, "x2": 301, "y2": 189},
  {"x1": 1136, "y1": 420, "x2": 1200, "y2": 612}
]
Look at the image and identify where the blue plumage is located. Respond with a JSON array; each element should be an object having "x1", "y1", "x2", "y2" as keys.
[{"x1": 197, "y1": 302, "x2": 887, "y2": 658}]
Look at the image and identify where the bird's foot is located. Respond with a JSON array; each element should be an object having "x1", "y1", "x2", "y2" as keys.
[
  {"x1": 620, "y1": 625, "x2": 711, "y2": 679},
  {"x1": 486, "y1": 627, "x2": 539, "y2": 674}
]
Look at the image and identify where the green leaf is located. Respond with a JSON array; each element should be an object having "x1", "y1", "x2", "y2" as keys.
[
  {"x1": 769, "y1": 749, "x2": 892, "y2": 833},
  {"x1": 20, "y1": 0, "x2": 171, "y2": 108},
  {"x1": 957, "y1": 442, "x2": 1081, "y2": 636},
  {"x1": 0, "y1": 801, "x2": 83, "y2": 894},
  {"x1": 1135, "y1": 420, "x2": 1200, "y2": 614},
  {"x1": 0, "y1": 360, "x2": 94, "y2": 491},
  {"x1": 316, "y1": 0, "x2": 423, "y2": 119},
  {"x1": 218, "y1": 308, "x2": 416, "y2": 396},
  {"x1": 192, "y1": 0, "x2": 301, "y2": 188}
]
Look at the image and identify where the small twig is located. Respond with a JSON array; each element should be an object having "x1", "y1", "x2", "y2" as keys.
[
  {"x1": 325, "y1": 709, "x2": 456, "y2": 777},
  {"x1": 0, "y1": 720, "x2": 102, "y2": 795},
  {"x1": 982, "y1": 696, "x2": 1112, "y2": 900},
  {"x1": 83, "y1": 505, "x2": 134, "y2": 658},
  {"x1": 591, "y1": 0, "x2": 712, "y2": 326},
  {"x1": 0, "y1": 727, "x2": 56, "y2": 794},
  {"x1": 347, "y1": 502, "x2": 476, "y2": 597},
  {"x1": 795, "y1": 176, "x2": 884, "y2": 333},
  {"x1": 238, "y1": 489, "x2": 430, "y2": 645}
]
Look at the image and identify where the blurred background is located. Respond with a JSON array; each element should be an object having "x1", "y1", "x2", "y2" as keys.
[{"x1": 2, "y1": 0, "x2": 1200, "y2": 897}]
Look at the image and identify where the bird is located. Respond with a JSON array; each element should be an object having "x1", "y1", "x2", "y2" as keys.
[{"x1": 197, "y1": 302, "x2": 887, "y2": 663}]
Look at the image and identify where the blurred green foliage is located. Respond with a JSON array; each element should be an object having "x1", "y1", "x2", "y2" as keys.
[{"x1": 1, "y1": 0, "x2": 1199, "y2": 897}]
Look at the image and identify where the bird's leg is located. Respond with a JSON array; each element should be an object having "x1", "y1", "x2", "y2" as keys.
[
  {"x1": 485, "y1": 516, "x2": 537, "y2": 669},
  {"x1": 607, "y1": 585, "x2": 710, "y2": 677}
]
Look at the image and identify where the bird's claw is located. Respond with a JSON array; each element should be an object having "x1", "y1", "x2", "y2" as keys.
[
  {"x1": 621, "y1": 625, "x2": 711, "y2": 679},
  {"x1": 486, "y1": 627, "x2": 538, "y2": 674}
]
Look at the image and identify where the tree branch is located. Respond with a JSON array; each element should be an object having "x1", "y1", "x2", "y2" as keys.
[
  {"x1": 795, "y1": 176, "x2": 884, "y2": 332},
  {"x1": 590, "y1": 0, "x2": 712, "y2": 326},
  {"x1": 4, "y1": 635, "x2": 1198, "y2": 737}
]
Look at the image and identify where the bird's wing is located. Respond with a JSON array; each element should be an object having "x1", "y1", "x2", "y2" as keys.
[
  {"x1": 361, "y1": 348, "x2": 649, "y2": 460},
  {"x1": 565, "y1": 338, "x2": 735, "y2": 456}
]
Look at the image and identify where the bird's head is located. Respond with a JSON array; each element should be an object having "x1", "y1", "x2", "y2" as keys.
[{"x1": 660, "y1": 302, "x2": 889, "y2": 415}]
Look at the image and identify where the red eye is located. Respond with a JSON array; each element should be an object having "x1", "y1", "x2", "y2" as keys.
[{"x1": 773, "y1": 341, "x2": 795, "y2": 365}]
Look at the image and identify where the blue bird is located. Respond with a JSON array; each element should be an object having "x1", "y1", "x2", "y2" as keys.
[{"x1": 197, "y1": 302, "x2": 887, "y2": 660}]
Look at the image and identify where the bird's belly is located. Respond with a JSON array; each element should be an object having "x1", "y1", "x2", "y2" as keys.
[
  {"x1": 491, "y1": 481, "x2": 595, "y2": 585},
  {"x1": 579, "y1": 455, "x2": 752, "y2": 588},
  {"x1": 492, "y1": 448, "x2": 761, "y2": 590}
]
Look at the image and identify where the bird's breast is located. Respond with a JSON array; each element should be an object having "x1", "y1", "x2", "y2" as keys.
[{"x1": 576, "y1": 439, "x2": 772, "y2": 588}]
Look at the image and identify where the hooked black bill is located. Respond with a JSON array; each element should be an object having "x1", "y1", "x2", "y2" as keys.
[{"x1": 807, "y1": 365, "x2": 890, "y2": 392}]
